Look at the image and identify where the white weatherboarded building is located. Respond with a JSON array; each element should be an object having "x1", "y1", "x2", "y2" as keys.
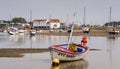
[
  {"x1": 49, "y1": 19, "x2": 60, "y2": 29},
  {"x1": 33, "y1": 19, "x2": 61, "y2": 29},
  {"x1": 33, "y1": 19, "x2": 49, "y2": 28}
]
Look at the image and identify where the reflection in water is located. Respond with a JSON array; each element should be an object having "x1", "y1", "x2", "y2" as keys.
[
  {"x1": 49, "y1": 36, "x2": 61, "y2": 45},
  {"x1": 106, "y1": 36, "x2": 118, "y2": 48},
  {"x1": 107, "y1": 36, "x2": 118, "y2": 40},
  {"x1": 51, "y1": 59, "x2": 88, "y2": 69},
  {"x1": 9, "y1": 33, "x2": 25, "y2": 43},
  {"x1": 29, "y1": 35, "x2": 36, "y2": 42},
  {"x1": 106, "y1": 36, "x2": 118, "y2": 69}
]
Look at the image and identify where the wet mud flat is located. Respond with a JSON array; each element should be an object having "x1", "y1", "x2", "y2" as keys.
[
  {"x1": 0, "y1": 48, "x2": 100, "y2": 58},
  {"x1": 0, "y1": 48, "x2": 49, "y2": 57}
]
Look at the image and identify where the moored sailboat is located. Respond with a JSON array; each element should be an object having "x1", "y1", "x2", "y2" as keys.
[
  {"x1": 7, "y1": 27, "x2": 19, "y2": 35},
  {"x1": 82, "y1": 7, "x2": 90, "y2": 34},
  {"x1": 30, "y1": 27, "x2": 36, "y2": 36},
  {"x1": 107, "y1": 6, "x2": 119, "y2": 35},
  {"x1": 107, "y1": 27, "x2": 119, "y2": 35}
]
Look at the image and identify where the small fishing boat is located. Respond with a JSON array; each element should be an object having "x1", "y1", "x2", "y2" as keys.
[
  {"x1": 49, "y1": 43, "x2": 89, "y2": 61},
  {"x1": 49, "y1": 23, "x2": 89, "y2": 61}
]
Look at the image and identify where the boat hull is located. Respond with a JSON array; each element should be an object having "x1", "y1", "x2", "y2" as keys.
[
  {"x1": 7, "y1": 27, "x2": 19, "y2": 35},
  {"x1": 49, "y1": 44, "x2": 89, "y2": 61},
  {"x1": 8, "y1": 31, "x2": 18, "y2": 35},
  {"x1": 18, "y1": 30, "x2": 25, "y2": 33},
  {"x1": 30, "y1": 31, "x2": 36, "y2": 36},
  {"x1": 108, "y1": 31, "x2": 119, "y2": 35},
  {"x1": 82, "y1": 27, "x2": 90, "y2": 34},
  {"x1": 83, "y1": 30, "x2": 89, "y2": 34}
]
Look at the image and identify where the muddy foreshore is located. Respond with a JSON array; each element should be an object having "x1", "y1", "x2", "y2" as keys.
[{"x1": 0, "y1": 48, "x2": 49, "y2": 57}]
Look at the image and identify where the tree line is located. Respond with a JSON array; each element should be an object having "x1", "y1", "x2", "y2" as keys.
[
  {"x1": 104, "y1": 21, "x2": 120, "y2": 26},
  {"x1": 0, "y1": 17, "x2": 27, "y2": 23},
  {"x1": 1, "y1": 17, "x2": 120, "y2": 27}
]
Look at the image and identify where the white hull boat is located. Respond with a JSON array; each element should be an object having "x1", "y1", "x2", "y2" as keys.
[{"x1": 49, "y1": 44, "x2": 89, "y2": 61}]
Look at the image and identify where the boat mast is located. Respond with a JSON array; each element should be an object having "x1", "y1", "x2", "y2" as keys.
[
  {"x1": 9, "y1": 12, "x2": 13, "y2": 27},
  {"x1": 30, "y1": 9, "x2": 33, "y2": 27},
  {"x1": 68, "y1": 12, "x2": 76, "y2": 48},
  {"x1": 83, "y1": 6, "x2": 86, "y2": 25},
  {"x1": 9, "y1": 12, "x2": 11, "y2": 24},
  {"x1": 109, "y1": 6, "x2": 111, "y2": 23}
]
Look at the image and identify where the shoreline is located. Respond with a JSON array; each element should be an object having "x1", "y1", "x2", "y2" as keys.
[{"x1": 36, "y1": 30, "x2": 120, "y2": 37}]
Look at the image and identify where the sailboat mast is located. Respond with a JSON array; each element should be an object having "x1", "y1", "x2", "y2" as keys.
[
  {"x1": 9, "y1": 12, "x2": 12, "y2": 24},
  {"x1": 83, "y1": 6, "x2": 86, "y2": 25},
  {"x1": 30, "y1": 9, "x2": 32, "y2": 27},
  {"x1": 109, "y1": 6, "x2": 112, "y2": 23}
]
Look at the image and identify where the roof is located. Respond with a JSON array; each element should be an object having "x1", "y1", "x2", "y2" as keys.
[
  {"x1": 33, "y1": 19, "x2": 48, "y2": 22},
  {"x1": 49, "y1": 19, "x2": 60, "y2": 23}
]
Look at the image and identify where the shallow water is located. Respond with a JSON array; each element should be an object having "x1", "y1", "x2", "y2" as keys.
[{"x1": 0, "y1": 33, "x2": 120, "y2": 69}]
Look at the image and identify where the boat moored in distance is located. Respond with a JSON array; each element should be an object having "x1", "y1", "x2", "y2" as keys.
[
  {"x1": 30, "y1": 27, "x2": 36, "y2": 36},
  {"x1": 82, "y1": 27, "x2": 90, "y2": 34},
  {"x1": 18, "y1": 28, "x2": 26, "y2": 33},
  {"x1": 7, "y1": 27, "x2": 19, "y2": 35},
  {"x1": 107, "y1": 27, "x2": 119, "y2": 35}
]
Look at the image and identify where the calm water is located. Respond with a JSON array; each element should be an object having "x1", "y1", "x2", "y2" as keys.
[{"x1": 0, "y1": 33, "x2": 120, "y2": 69}]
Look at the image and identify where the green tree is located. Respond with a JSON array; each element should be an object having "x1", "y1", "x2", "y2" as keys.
[{"x1": 12, "y1": 17, "x2": 27, "y2": 23}]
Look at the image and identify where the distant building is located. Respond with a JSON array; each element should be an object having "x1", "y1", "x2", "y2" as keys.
[
  {"x1": 33, "y1": 19, "x2": 49, "y2": 29},
  {"x1": 49, "y1": 19, "x2": 60, "y2": 29},
  {"x1": 33, "y1": 18, "x2": 61, "y2": 29}
]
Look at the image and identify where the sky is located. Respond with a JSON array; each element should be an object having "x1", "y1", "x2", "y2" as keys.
[{"x1": 0, "y1": 0, "x2": 120, "y2": 25}]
